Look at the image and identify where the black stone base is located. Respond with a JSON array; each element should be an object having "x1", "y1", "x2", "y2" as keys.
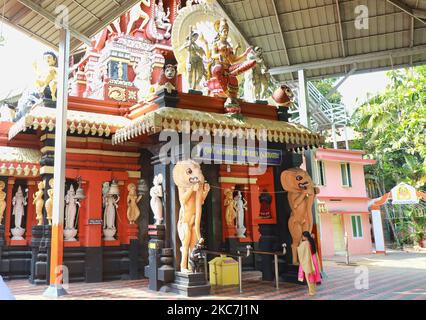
[
  {"x1": 169, "y1": 272, "x2": 211, "y2": 297},
  {"x1": 279, "y1": 263, "x2": 305, "y2": 285}
]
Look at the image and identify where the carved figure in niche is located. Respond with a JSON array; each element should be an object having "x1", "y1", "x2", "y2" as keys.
[
  {"x1": 12, "y1": 186, "x2": 27, "y2": 229},
  {"x1": 173, "y1": 159, "x2": 210, "y2": 272},
  {"x1": 245, "y1": 46, "x2": 270, "y2": 101},
  {"x1": 224, "y1": 188, "x2": 236, "y2": 226},
  {"x1": 127, "y1": 183, "x2": 142, "y2": 224},
  {"x1": 150, "y1": 174, "x2": 163, "y2": 225},
  {"x1": 65, "y1": 185, "x2": 80, "y2": 230},
  {"x1": 11, "y1": 186, "x2": 28, "y2": 240},
  {"x1": 134, "y1": 54, "x2": 154, "y2": 101},
  {"x1": 180, "y1": 26, "x2": 206, "y2": 90},
  {"x1": 33, "y1": 181, "x2": 45, "y2": 226},
  {"x1": 127, "y1": 0, "x2": 151, "y2": 34},
  {"x1": 33, "y1": 51, "x2": 58, "y2": 101},
  {"x1": 234, "y1": 191, "x2": 247, "y2": 238},
  {"x1": 0, "y1": 181, "x2": 6, "y2": 225},
  {"x1": 259, "y1": 189, "x2": 272, "y2": 219},
  {"x1": 44, "y1": 179, "x2": 54, "y2": 225},
  {"x1": 206, "y1": 19, "x2": 256, "y2": 113},
  {"x1": 103, "y1": 181, "x2": 120, "y2": 240},
  {"x1": 154, "y1": 0, "x2": 172, "y2": 39},
  {"x1": 280, "y1": 168, "x2": 319, "y2": 265}
]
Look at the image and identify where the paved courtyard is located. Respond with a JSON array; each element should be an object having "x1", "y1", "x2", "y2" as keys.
[{"x1": 4, "y1": 250, "x2": 426, "y2": 300}]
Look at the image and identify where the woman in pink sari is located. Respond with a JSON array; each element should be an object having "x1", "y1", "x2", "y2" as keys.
[{"x1": 297, "y1": 231, "x2": 322, "y2": 296}]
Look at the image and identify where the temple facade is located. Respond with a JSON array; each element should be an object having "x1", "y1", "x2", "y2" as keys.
[{"x1": 0, "y1": 1, "x2": 323, "y2": 295}]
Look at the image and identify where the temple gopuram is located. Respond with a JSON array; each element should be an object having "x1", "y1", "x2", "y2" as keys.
[{"x1": 0, "y1": 0, "x2": 323, "y2": 296}]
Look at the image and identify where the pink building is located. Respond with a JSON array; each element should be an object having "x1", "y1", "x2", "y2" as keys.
[{"x1": 313, "y1": 148, "x2": 377, "y2": 257}]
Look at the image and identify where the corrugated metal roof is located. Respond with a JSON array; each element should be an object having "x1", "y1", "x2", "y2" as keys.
[
  {"x1": 219, "y1": 0, "x2": 426, "y2": 80},
  {"x1": 0, "y1": 0, "x2": 142, "y2": 51}
]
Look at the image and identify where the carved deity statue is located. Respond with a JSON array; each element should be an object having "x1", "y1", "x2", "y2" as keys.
[
  {"x1": 44, "y1": 179, "x2": 54, "y2": 226},
  {"x1": 173, "y1": 159, "x2": 210, "y2": 272},
  {"x1": 12, "y1": 186, "x2": 27, "y2": 229},
  {"x1": 244, "y1": 46, "x2": 270, "y2": 101},
  {"x1": 0, "y1": 181, "x2": 6, "y2": 225},
  {"x1": 206, "y1": 19, "x2": 256, "y2": 113},
  {"x1": 281, "y1": 168, "x2": 319, "y2": 265},
  {"x1": 134, "y1": 54, "x2": 154, "y2": 101},
  {"x1": 127, "y1": 183, "x2": 142, "y2": 224},
  {"x1": 234, "y1": 191, "x2": 247, "y2": 238},
  {"x1": 33, "y1": 181, "x2": 45, "y2": 226},
  {"x1": 154, "y1": 0, "x2": 172, "y2": 39},
  {"x1": 33, "y1": 52, "x2": 58, "y2": 101},
  {"x1": 103, "y1": 181, "x2": 120, "y2": 240},
  {"x1": 65, "y1": 185, "x2": 80, "y2": 230},
  {"x1": 11, "y1": 186, "x2": 28, "y2": 240},
  {"x1": 150, "y1": 174, "x2": 163, "y2": 225},
  {"x1": 127, "y1": 0, "x2": 151, "y2": 34},
  {"x1": 180, "y1": 27, "x2": 206, "y2": 90},
  {"x1": 224, "y1": 188, "x2": 236, "y2": 226}
]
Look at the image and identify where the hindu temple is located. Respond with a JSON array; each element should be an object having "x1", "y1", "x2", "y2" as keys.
[{"x1": 0, "y1": 0, "x2": 323, "y2": 296}]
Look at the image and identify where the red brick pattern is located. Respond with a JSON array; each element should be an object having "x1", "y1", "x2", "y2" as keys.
[{"x1": 4, "y1": 263, "x2": 426, "y2": 300}]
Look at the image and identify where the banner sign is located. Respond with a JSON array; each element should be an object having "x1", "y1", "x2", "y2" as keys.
[
  {"x1": 194, "y1": 144, "x2": 282, "y2": 166},
  {"x1": 391, "y1": 183, "x2": 418, "y2": 205}
]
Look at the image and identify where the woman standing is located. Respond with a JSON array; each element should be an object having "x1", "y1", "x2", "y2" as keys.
[{"x1": 297, "y1": 231, "x2": 322, "y2": 296}]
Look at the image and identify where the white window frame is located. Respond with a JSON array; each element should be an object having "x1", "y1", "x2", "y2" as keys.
[
  {"x1": 340, "y1": 162, "x2": 352, "y2": 187},
  {"x1": 315, "y1": 160, "x2": 326, "y2": 186},
  {"x1": 351, "y1": 215, "x2": 363, "y2": 239}
]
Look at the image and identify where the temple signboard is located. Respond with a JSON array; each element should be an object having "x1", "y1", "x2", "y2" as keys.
[
  {"x1": 391, "y1": 183, "x2": 418, "y2": 205},
  {"x1": 195, "y1": 144, "x2": 282, "y2": 166}
]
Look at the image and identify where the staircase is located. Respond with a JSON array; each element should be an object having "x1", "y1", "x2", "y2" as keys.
[{"x1": 287, "y1": 81, "x2": 348, "y2": 132}]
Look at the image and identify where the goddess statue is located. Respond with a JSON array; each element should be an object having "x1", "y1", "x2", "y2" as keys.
[
  {"x1": 150, "y1": 174, "x2": 163, "y2": 225},
  {"x1": 103, "y1": 182, "x2": 120, "y2": 240},
  {"x1": 33, "y1": 52, "x2": 58, "y2": 101},
  {"x1": 0, "y1": 181, "x2": 6, "y2": 225},
  {"x1": 33, "y1": 181, "x2": 45, "y2": 226},
  {"x1": 127, "y1": 183, "x2": 142, "y2": 224},
  {"x1": 234, "y1": 191, "x2": 247, "y2": 238},
  {"x1": 44, "y1": 179, "x2": 54, "y2": 226},
  {"x1": 224, "y1": 188, "x2": 236, "y2": 226},
  {"x1": 65, "y1": 185, "x2": 80, "y2": 230},
  {"x1": 206, "y1": 19, "x2": 256, "y2": 113}
]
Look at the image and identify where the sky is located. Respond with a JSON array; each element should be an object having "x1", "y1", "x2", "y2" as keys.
[
  {"x1": 0, "y1": 24, "x2": 51, "y2": 99},
  {"x1": 0, "y1": 22, "x2": 390, "y2": 109}
]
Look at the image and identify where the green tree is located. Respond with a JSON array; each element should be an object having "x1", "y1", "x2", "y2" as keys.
[
  {"x1": 351, "y1": 66, "x2": 426, "y2": 191},
  {"x1": 312, "y1": 78, "x2": 343, "y2": 105}
]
